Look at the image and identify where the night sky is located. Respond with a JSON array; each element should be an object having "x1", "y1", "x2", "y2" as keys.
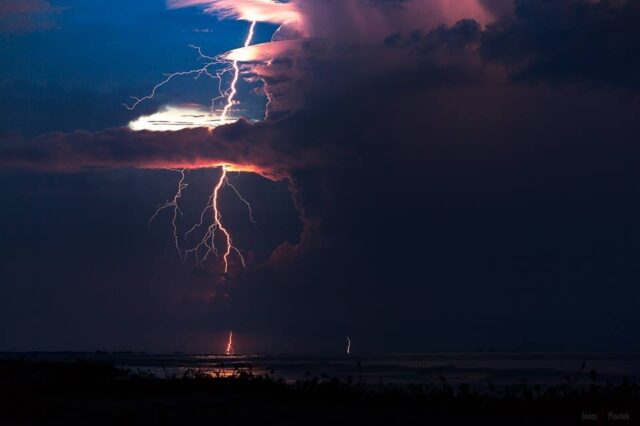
[{"x1": 1, "y1": 0, "x2": 640, "y2": 354}]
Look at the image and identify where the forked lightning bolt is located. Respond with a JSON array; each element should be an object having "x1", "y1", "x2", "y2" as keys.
[
  {"x1": 149, "y1": 169, "x2": 188, "y2": 258},
  {"x1": 210, "y1": 165, "x2": 245, "y2": 273},
  {"x1": 152, "y1": 166, "x2": 254, "y2": 277},
  {"x1": 124, "y1": 21, "x2": 257, "y2": 123},
  {"x1": 140, "y1": 21, "x2": 260, "y2": 278},
  {"x1": 226, "y1": 179, "x2": 257, "y2": 225},
  {"x1": 123, "y1": 47, "x2": 230, "y2": 118}
]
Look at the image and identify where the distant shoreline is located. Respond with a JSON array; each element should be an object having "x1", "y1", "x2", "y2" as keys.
[{"x1": 2, "y1": 351, "x2": 638, "y2": 389}]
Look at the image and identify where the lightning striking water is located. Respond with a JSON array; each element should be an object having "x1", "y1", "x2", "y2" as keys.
[
  {"x1": 346, "y1": 336, "x2": 351, "y2": 355},
  {"x1": 225, "y1": 330, "x2": 235, "y2": 355}
]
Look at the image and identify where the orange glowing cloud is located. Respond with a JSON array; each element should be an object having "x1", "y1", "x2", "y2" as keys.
[
  {"x1": 167, "y1": 0, "x2": 302, "y2": 25},
  {"x1": 0, "y1": 123, "x2": 322, "y2": 181}
]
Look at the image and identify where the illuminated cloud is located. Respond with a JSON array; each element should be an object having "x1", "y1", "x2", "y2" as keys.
[
  {"x1": 164, "y1": 0, "x2": 501, "y2": 119},
  {"x1": 167, "y1": 0, "x2": 302, "y2": 25},
  {"x1": 0, "y1": 122, "x2": 320, "y2": 181},
  {"x1": 224, "y1": 40, "x2": 303, "y2": 62},
  {"x1": 128, "y1": 104, "x2": 229, "y2": 131}
]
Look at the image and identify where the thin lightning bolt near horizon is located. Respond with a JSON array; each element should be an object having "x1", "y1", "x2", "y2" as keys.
[
  {"x1": 225, "y1": 330, "x2": 234, "y2": 355},
  {"x1": 346, "y1": 336, "x2": 351, "y2": 355}
]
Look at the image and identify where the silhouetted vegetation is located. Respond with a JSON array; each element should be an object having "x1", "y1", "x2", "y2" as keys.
[{"x1": 0, "y1": 359, "x2": 637, "y2": 425}]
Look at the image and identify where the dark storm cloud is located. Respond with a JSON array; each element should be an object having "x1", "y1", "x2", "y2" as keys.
[
  {"x1": 255, "y1": 21, "x2": 487, "y2": 118},
  {"x1": 212, "y1": 0, "x2": 640, "y2": 350},
  {"x1": 481, "y1": 0, "x2": 640, "y2": 87},
  {"x1": 384, "y1": 18, "x2": 482, "y2": 50}
]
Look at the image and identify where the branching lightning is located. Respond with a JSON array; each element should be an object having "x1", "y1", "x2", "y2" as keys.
[
  {"x1": 123, "y1": 47, "x2": 230, "y2": 118},
  {"x1": 124, "y1": 21, "x2": 257, "y2": 124},
  {"x1": 226, "y1": 178, "x2": 257, "y2": 225},
  {"x1": 153, "y1": 166, "x2": 255, "y2": 278},
  {"x1": 141, "y1": 21, "x2": 261, "y2": 279},
  {"x1": 211, "y1": 165, "x2": 245, "y2": 273},
  {"x1": 149, "y1": 169, "x2": 188, "y2": 259}
]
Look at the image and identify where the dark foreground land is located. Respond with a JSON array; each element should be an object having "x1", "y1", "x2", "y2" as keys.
[{"x1": 0, "y1": 359, "x2": 637, "y2": 425}]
